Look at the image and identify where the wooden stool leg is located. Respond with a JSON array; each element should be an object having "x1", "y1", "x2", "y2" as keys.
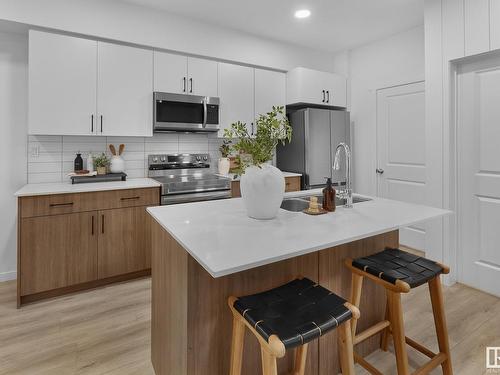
[
  {"x1": 338, "y1": 320, "x2": 355, "y2": 375},
  {"x1": 387, "y1": 290, "x2": 410, "y2": 375},
  {"x1": 292, "y1": 343, "x2": 308, "y2": 375},
  {"x1": 350, "y1": 273, "x2": 363, "y2": 337},
  {"x1": 428, "y1": 276, "x2": 453, "y2": 375},
  {"x1": 380, "y1": 299, "x2": 391, "y2": 351},
  {"x1": 260, "y1": 347, "x2": 278, "y2": 375},
  {"x1": 229, "y1": 316, "x2": 246, "y2": 375}
]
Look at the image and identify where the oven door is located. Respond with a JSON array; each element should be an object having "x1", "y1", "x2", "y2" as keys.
[
  {"x1": 161, "y1": 190, "x2": 231, "y2": 205},
  {"x1": 154, "y1": 92, "x2": 220, "y2": 132}
]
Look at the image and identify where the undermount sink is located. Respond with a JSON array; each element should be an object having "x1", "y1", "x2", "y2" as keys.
[{"x1": 280, "y1": 194, "x2": 372, "y2": 212}]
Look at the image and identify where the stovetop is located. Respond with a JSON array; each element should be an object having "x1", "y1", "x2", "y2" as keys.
[{"x1": 148, "y1": 154, "x2": 231, "y2": 195}]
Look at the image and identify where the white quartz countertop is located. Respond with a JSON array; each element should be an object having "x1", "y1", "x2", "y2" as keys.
[
  {"x1": 15, "y1": 178, "x2": 161, "y2": 197},
  {"x1": 147, "y1": 190, "x2": 452, "y2": 278},
  {"x1": 221, "y1": 171, "x2": 302, "y2": 181}
]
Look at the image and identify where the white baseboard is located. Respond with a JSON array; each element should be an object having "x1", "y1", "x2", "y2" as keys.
[{"x1": 0, "y1": 271, "x2": 17, "y2": 282}]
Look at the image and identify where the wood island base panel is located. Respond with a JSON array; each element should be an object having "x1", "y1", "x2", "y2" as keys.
[{"x1": 151, "y1": 219, "x2": 398, "y2": 375}]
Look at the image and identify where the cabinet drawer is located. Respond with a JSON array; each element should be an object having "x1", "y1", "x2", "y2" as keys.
[
  {"x1": 285, "y1": 176, "x2": 301, "y2": 192},
  {"x1": 80, "y1": 188, "x2": 160, "y2": 210},
  {"x1": 20, "y1": 193, "x2": 82, "y2": 218},
  {"x1": 19, "y1": 187, "x2": 160, "y2": 218}
]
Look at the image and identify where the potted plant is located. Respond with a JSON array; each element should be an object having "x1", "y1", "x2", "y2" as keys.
[
  {"x1": 94, "y1": 153, "x2": 109, "y2": 175},
  {"x1": 218, "y1": 139, "x2": 232, "y2": 175},
  {"x1": 224, "y1": 106, "x2": 292, "y2": 220}
]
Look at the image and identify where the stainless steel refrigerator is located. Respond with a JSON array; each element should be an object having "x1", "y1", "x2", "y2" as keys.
[{"x1": 277, "y1": 107, "x2": 350, "y2": 190}]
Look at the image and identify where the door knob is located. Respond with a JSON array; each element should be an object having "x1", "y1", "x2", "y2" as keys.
[{"x1": 376, "y1": 168, "x2": 384, "y2": 174}]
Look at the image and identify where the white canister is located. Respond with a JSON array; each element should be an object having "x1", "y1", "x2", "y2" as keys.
[
  {"x1": 110, "y1": 156, "x2": 125, "y2": 173},
  {"x1": 218, "y1": 157, "x2": 230, "y2": 175}
]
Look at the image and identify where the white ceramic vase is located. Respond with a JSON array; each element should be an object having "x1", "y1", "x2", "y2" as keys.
[
  {"x1": 218, "y1": 157, "x2": 230, "y2": 175},
  {"x1": 240, "y1": 164, "x2": 285, "y2": 220},
  {"x1": 110, "y1": 156, "x2": 125, "y2": 173}
]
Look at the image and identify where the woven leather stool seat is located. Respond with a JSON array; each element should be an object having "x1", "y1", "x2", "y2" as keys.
[
  {"x1": 233, "y1": 278, "x2": 352, "y2": 350},
  {"x1": 352, "y1": 247, "x2": 445, "y2": 289}
]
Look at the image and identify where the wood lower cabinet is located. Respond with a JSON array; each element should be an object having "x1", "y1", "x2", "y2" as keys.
[
  {"x1": 18, "y1": 187, "x2": 160, "y2": 306},
  {"x1": 230, "y1": 175, "x2": 301, "y2": 198},
  {"x1": 20, "y1": 211, "x2": 98, "y2": 295},
  {"x1": 98, "y1": 206, "x2": 151, "y2": 279}
]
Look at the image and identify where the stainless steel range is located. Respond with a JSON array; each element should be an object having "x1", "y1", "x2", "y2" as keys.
[{"x1": 148, "y1": 153, "x2": 232, "y2": 205}]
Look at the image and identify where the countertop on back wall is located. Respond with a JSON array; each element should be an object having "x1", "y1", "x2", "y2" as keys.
[
  {"x1": 219, "y1": 171, "x2": 302, "y2": 181},
  {"x1": 14, "y1": 178, "x2": 161, "y2": 197}
]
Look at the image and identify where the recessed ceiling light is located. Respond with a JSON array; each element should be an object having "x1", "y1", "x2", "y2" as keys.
[{"x1": 294, "y1": 9, "x2": 311, "y2": 19}]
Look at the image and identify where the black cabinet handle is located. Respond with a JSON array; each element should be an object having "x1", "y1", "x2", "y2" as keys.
[
  {"x1": 322, "y1": 90, "x2": 325, "y2": 103},
  {"x1": 91, "y1": 114, "x2": 94, "y2": 133},
  {"x1": 251, "y1": 123, "x2": 254, "y2": 136},
  {"x1": 101, "y1": 214, "x2": 105, "y2": 234},
  {"x1": 183, "y1": 77, "x2": 186, "y2": 92},
  {"x1": 100, "y1": 115, "x2": 103, "y2": 133},
  {"x1": 189, "y1": 78, "x2": 193, "y2": 93},
  {"x1": 326, "y1": 91, "x2": 330, "y2": 103},
  {"x1": 91, "y1": 215, "x2": 95, "y2": 235},
  {"x1": 120, "y1": 196, "x2": 140, "y2": 201},
  {"x1": 49, "y1": 202, "x2": 74, "y2": 208}
]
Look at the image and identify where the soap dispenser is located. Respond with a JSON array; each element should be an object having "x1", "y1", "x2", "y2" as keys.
[{"x1": 322, "y1": 177, "x2": 336, "y2": 212}]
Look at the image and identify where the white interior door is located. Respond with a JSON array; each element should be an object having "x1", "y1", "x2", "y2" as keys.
[
  {"x1": 458, "y1": 55, "x2": 500, "y2": 297},
  {"x1": 377, "y1": 81, "x2": 427, "y2": 250}
]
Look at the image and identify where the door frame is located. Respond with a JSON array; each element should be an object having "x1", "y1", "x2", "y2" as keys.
[{"x1": 451, "y1": 52, "x2": 500, "y2": 287}]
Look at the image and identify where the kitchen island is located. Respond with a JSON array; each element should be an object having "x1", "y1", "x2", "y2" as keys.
[{"x1": 147, "y1": 192, "x2": 449, "y2": 375}]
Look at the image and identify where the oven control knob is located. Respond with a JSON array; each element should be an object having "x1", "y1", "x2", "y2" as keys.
[
  {"x1": 203, "y1": 156, "x2": 208, "y2": 161},
  {"x1": 152, "y1": 156, "x2": 158, "y2": 163},
  {"x1": 196, "y1": 156, "x2": 201, "y2": 161},
  {"x1": 160, "y1": 156, "x2": 166, "y2": 162}
]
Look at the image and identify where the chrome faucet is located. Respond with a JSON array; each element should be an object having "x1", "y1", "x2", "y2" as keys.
[{"x1": 333, "y1": 142, "x2": 353, "y2": 208}]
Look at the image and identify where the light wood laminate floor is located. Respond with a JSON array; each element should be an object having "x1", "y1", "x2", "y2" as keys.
[{"x1": 1, "y1": 277, "x2": 499, "y2": 374}]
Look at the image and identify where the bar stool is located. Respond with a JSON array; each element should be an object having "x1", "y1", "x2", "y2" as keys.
[
  {"x1": 228, "y1": 277, "x2": 359, "y2": 375},
  {"x1": 345, "y1": 248, "x2": 452, "y2": 375}
]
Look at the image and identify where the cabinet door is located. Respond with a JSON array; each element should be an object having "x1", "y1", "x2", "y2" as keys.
[
  {"x1": 97, "y1": 206, "x2": 151, "y2": 279},
  {"x1": 154, "y1": 51, "x2": 188, "y2": 93},
  {"x1": 327, "y1": 75, "x2": 347, "y2": 108},
  {"x1": 219, "y1": 63, "x2": 255, "y2": 136},
  {"x1": 491, "y1": 0, "x2": 500, "y2": 50},
  {"x1": 29, "y1": 30, "x2": 97, "y2": 135},
  {"x1": 97, "y1": 42, "x2": 153, "y2": 137},
  {"x1": 20, "y1": 212, "x2": 98, "y2": 295},
  {"x1": 255, "y1": 69, "x2": 286, "y2": 117},
  {"x1": 287, "y1": 67, "x2": 327, "y2": 106},
  {"x1": 188, "y1": 57, "x2": 218, "y2": 97}
]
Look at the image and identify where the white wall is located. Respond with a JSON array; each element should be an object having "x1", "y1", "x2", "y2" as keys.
[
  {"x1": 0, "y1": 31, "x2": 27, "y2": 281},
  {"x1": 333, "y1": 26, "x2": 425, "y2": 196},
  {"x1": 0, "y1": 0, "x2": 335, "y2": 72}
]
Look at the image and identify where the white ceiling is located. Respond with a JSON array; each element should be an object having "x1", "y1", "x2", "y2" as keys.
[{"x1": 119, "y1": 0, "x2": 424, "y2": 53}]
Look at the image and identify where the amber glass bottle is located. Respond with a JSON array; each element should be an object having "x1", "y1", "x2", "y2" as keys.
[{"x1": 322, "y1": 177, "x2": 336, "y2": 212}]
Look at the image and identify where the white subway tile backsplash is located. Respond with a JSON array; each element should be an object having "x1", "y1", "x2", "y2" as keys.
[{"x1": 27, "y1": 133, "x2": 222, "y2": 183}]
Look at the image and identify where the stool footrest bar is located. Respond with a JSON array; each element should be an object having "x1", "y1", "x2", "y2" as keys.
[
  {"x1": 412, "y1": 352, "x2": 446, "y2": 375},
  {"x1": 353, "y1": 352, "x2": 384, "y2": 375},
  {"x1": 353, "y1": 320, "x2": 391, "y2": 345},
  {"x1": 405, "y1": 336, "x2": 436, "y2": 359}
]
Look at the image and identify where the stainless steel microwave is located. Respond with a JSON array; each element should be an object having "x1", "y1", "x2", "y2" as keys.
[{"x1": 153, "y1": 92, "x2": 220, "y2": 133}]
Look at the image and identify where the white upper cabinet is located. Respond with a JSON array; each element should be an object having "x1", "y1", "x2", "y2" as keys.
[
  {"x1": 188, "y1": 57, "x2": 218, "y2": 97},
  {"x1": 97, "y1": 42, "x2": 153, "y2": 137},
  {"x1": 154, "y1": 51, "x2": 218, "y2": 96},
  {"x1": 218, "y1": 63, "x2": 254, "y2": 136},
  {"x1": 29, "y1": 30, "x2": 97, "y2": 135},
  {"x1": 254, "y1": 69, "x2": 286, "y2": 118},
  {"x1": 465, "y1": 0, "x2": 490, "y2": 55},
  {"x1": 286, "y1": 67, "x2": 346, "y2": 108},
  {"x1": 153, "y1": 52, "x2": 187, "y2": 94}
]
